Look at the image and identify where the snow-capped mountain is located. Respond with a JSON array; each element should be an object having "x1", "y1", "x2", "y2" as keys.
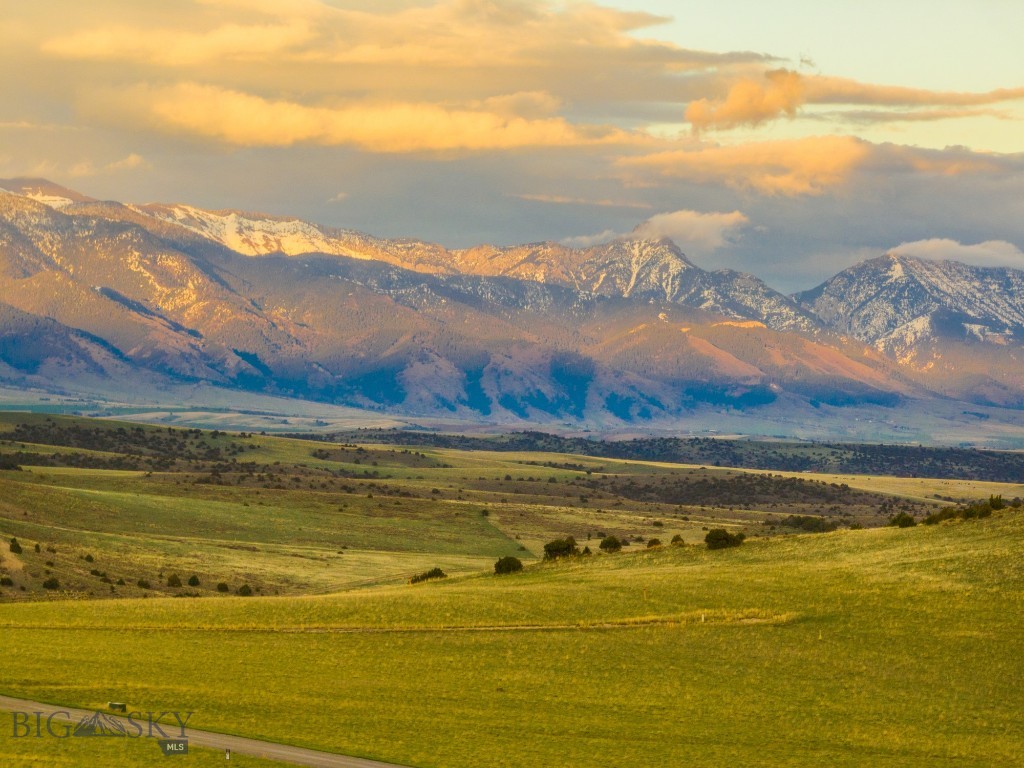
[
  {"x1": 796, "y1": 254, "x2": 1024, "y2": 405},
  {"x1": 117, "y1": 200, "x2": 818, "y2": 332},
  {"x1": 796, "y1": 253, "x2": 1024, "y2": 352},
  {"x1": 0, "y1": 177, "x2": 1021, "y2": 418}
]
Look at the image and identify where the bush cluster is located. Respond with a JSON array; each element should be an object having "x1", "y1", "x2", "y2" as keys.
[
  {"x1": 410, "y1": 567, "x2": 447, "y2": 584},
  {"x1": 543, "y1": 537, "x2": 579, "y2": 560},
  {"x1": 494, "y1": 556, "x2": 523, "y2": 575},
  {"x1": 705, "y1": 529, "x2": 745, "y2": 550},
  {"x1": 599, "y1": 535, "x2": 622, "y2": 553},
  {"x1": 924, "y1": 495, "x2": 1019, "y2": 525}
]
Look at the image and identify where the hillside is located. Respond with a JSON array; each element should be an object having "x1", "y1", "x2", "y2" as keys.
[
  {"x1": 1, "y1": 488, "x2": 1021, "y2": 767},
  {"x1": 1, "y1": 178, "x2": 1023, "y2": 425}
]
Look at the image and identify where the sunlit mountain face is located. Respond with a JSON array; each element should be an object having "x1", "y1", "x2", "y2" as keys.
[{"x1": 1, "y1": 180, "x2": 1022, "y2": 428}]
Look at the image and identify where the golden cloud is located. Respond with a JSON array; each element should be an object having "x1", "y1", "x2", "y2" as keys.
[
  {"x1": 687, "y1": 70, "x2": 1024, "y2": 132},
  {"x1": 89, "y1": 83, "x2": 636, "y2": 152},
  {"x1": 621, "y1": 136, "x2": 872, "y2": 196},
  {"x1": 43, "y1": 21, "x2": 314, "y2": 66},
  {"x1": 686, "y1": 70, "x2": 804, "y2": 131}
]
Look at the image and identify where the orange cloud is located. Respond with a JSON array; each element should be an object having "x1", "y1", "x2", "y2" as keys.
[
  {"x1": 686, "y1": 69, "x2": 804, "y2": 132},
  {"x1": 89, "y1": 83, "x2": 634, "y2": 152},
  {"x1": 687, "y1": 70, "x2": 1024, "y2": 132},
  {"x1": 42, "y1": 21, "x2": 313, "y2": 66},
  {"x1": 805, "y1": 77, "x2": 1024, "y2": 107},
  {"x1": 621, "y1": 136, "x2": 872, "y2": 196}
]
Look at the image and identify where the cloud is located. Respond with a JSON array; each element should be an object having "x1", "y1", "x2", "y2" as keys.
[
  {"x1": 67, "y1": 153, "x2": 149, "y2": 177},
  {"x1": 515, "y1": 193, "x2": 651, "y2": 209},
  {"x1": 561, "y1": 209, "x2": 748, "y2": 253},
  {"x1": 619, "y1": 137, "x2": 1018, "y2": 196},
  {"x1": 327, "y1": 191, "x2": 349, "y2": 203},
  {"x1": 889, "y1": 239, "x2": 1024, "y2": 269},
  {"x1": 43, "y1": 21, "x2": 314, "y2": 66},
  {"x1": 620, "y1": 136, "x2": 872, "y2": 196},
  {"x1": 632, "y1": 209, "x2": 749, "y2": 250},
  {"x1": 828, "y1": 108, "x2": 1012, "y2": 125},
  {"x1": 87, "y1": 82, "x2": 635, "y2": 152},
  {"x1": 686, "y1": 69, "x2": 804, "y2": 132},
  {"x1": 560, "y1": 229, "x2": 620, "y2": 248},
  {"x1": 686, "y1": 69, "x2": 1024, "y2": 132}
]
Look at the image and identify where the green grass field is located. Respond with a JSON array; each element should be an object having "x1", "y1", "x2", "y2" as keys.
[
  {"x1": 2, "y1": 509, "x2": 1022, "y2": 767},
  {"x1": 0, "y1": 414, "x2": 1021, "y2": 766}
]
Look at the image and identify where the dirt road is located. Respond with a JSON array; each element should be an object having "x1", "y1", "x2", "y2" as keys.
[{"x1": 0, "y1": 694, "x2": 406, "y2": 768}]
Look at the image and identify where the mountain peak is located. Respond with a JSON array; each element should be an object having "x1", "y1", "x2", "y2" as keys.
[{"x1": 0, "y1": 177, "x2": 96, "y2": 210}]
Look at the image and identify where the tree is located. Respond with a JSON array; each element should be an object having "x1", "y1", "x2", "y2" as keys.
[
  {"x1": 187, "y1": 575, "x2": 200, "y2": 587},
  {"x1": 670, "y1": 534, "x2": 684, "y2": 545},
  {"x1": 237, "y1": 584, "x2": 253, "y2": 596},
  {"x1": 889, "y1": 512, "x2": 916, "y2": 528},
  {"x1": 705, "y1": 529, "x2": 745, "y2": 550},
  {"x1": 216, "y1": 582, "x2": 230, "y2": 593},
  {"x1": 9, "y1": 538, "x2": 22, "y2": 555},
  {"x1": 599, "y1": 535, "x2": 622, "y2": 553},
  {"x1": 646, "y1": 538, "x2": 662, "y2": 548},
  {"x1": 543, "y1": 537, "x2": 579, "y2": 560},
  {"x1": 494, "y1": 556, "x2": 523, "y2": 575},
  {"x1": 166, "y1": 574, "x2": 182, "y2": 588}
]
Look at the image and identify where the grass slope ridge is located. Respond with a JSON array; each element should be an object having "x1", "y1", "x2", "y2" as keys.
[{"x1": 0, "y1": 508, "x2": 1021, "y2": 767}]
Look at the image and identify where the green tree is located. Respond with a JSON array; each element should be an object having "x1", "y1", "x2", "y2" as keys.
[
  {"x1": 543, "y1": 537, "x2": 579, "y2": 560},
  {"x1": 494, "y1": 556, "x2": 523, "y2": 575},
  {"x1": 599, "y1": 535, "x2": 622, "y2": 553},
  {"x1": 705, "y1": 529, "x2": 745, "y2": 550}
]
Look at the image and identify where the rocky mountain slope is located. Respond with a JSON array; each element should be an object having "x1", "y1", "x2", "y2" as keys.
[
  {"x1": 796, "y1": 254, "x2": 1024, "y2": 406},
  {"x1": 0, "y1": 178, "x2": 1019, "y2": 419}
]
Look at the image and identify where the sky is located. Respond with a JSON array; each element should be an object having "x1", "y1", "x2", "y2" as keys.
[{"x1": 1, "y1": 0, "x2": 1022, "y2": 291}]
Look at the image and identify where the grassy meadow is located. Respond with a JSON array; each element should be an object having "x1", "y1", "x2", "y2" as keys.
[
  {"x1": 1, "y1": 509, "x2": 1022, "y2": 767},
  {"x1": 0, "y1": 414, "x2": 1021, "y2": 766}
]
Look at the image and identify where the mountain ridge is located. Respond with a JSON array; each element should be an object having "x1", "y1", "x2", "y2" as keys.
[{"x1": 0, "y1": 178, "x2": 1021, "y2": 423}]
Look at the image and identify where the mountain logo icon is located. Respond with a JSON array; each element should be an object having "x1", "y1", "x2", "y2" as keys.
[{"x1": 73, "y1": 711, "x2": 129, "y2": 737}]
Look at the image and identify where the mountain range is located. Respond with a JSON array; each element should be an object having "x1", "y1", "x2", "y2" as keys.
[{"x1": 1, "y1": 177, "x2": 1022, "y2": 427}]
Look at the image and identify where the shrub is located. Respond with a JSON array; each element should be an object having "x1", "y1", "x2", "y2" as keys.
[
  {"x1": 646, "y1": 538, "x2": 662, "y2": 548},
  {"x1": 705, "y1": 529, "x2": 745, "y2": 550},
  {"x1": 494, "y1": 556, "x2": 523, "y2": 575},
  {"x1": 42, "y1": 577, "x2": 60, "y2": 590},
  {"x1": 779, "y1": 515, "x2": 837, "y2": 533},
  {"x1": 34, "y1": 543, "x2": 41, "y2": 553},
  {"x1": 410, "y1": 567, "x2": 447, "y2": 584},
  {"x1": 137, "y1": 579, "x2": 151, "y2": 589},
  {"x1": 84, "y1": 554, "x2": 94, "y2": 563},
  {"x1": 0, "y1": 576, "x2": 13, "y2": 586},
  {"x1": 9, "y1": 538, "x2": 22, "y2": 555},
  {"x1": 670, "y1": 534, "x2": 684, "y2": 545},
  {"x1": 216, "y1": 582, "x2": 230, "y2": 593},
  {"x1": 166, "y1": 574, "x2": 182, "y2": 588},
  {"x1": 543, "y1": 537, "x2": 579, "y2": 560},
  {"x1": 187, "y1": 575, "x2": 200, "y2": 587},
  {"x1": 889, "y1": 512, "x2": 917, "y2": 528},
  {"x1": 237, "y1": 584, "x2": 253, "y2": 596},
  {"x1": 598, "y1": 535, "x2": 622, "y2": 553}
]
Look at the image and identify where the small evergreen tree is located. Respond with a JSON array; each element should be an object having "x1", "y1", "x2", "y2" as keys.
[{"x1": 598, "y1": 535, "x2": 622, "y2": 553}]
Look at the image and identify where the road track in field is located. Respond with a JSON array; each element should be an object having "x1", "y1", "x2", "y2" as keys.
[{"x1": 0, "y1": 694, "x2": 406, "y2": 768}]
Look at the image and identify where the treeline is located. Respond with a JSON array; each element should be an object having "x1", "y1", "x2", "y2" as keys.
[
  {"x1": 6, "y1": 420, "x2": 252, "y2": 461},
  {"x1": 293, "y1": 429, "x2": 1024, "y2": 483}
]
